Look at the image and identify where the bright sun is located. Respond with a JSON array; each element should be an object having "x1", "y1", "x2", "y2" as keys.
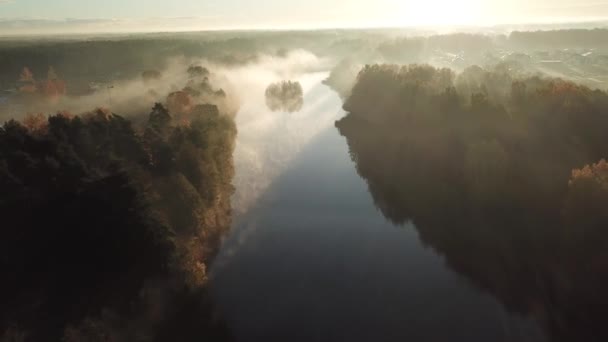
[{"x1": 399, "y1": 0, "x2": 482, "y2": 26}]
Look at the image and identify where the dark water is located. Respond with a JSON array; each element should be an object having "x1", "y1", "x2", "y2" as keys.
[{"x1": 210, "y1": 74, "x2": 543, "y2": 342}]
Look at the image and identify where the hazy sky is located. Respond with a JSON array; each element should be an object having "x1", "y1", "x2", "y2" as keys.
[{"x1": 1, "y1": 0, "x2": 608, "y2": 32}]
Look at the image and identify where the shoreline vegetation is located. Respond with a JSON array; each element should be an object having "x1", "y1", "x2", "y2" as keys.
[
  {"x1": 337, "y1": 63, "x2": 608, "y2": 341},
  {"x1": 2, "y1": 26, "x2": 608, "y2": 341},
  {"x1": 0, "y1": 67, "x2": 237, "y2": 341}
]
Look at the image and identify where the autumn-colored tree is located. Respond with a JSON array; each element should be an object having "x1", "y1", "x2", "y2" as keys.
[
  {"x1": 41, "y1": 67, "x2": 66, "y2": 100},
  {"x1": 564, "y1": 160, "x2": 608, "y2": 231},
  {"x1": 18, "y1": 67, "x2": 37, "y2": 93},
  {"x1": 167, "y1": 91, "x2": 194, "y2": 115},
  {"x1": 47, "y1": 66, "x2": 58, "y2": 81},
  {"x1": 40, "y1": 79, "x2": 66, "y2": 101},
  {"x1": 19, "y1": 67, "x2": 34, "y2": 83},
  {"x1": 569, "y1": 160, "x2": 608, "y2": 187},
  {"x1": 17, "y1": 66, "x2": 65, "y2": 99},
  {"x1": 22, "y1": 113, "x2": 48, "y2": 135}
]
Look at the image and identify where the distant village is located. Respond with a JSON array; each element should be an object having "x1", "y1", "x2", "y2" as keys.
[{"x1": 431, "y1": 47, "x2": 608, "y2": 89}]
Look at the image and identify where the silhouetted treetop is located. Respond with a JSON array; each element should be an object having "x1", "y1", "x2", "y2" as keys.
[
  {"x1": 0, "y1": 100, "x2": 236, "y2": 341},
  {"x1": 188, "y1": 65, "x2": 210, "y2": 79}
]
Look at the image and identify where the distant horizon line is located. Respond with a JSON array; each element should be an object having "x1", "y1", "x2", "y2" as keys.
[{"x1": 1, "y1": 17, "x2": 607, "y2": 38}]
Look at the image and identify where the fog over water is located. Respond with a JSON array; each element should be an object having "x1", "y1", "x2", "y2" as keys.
[
  {"x1": 216, "y1": 68, "x2": 345, "y2": 266},
  {"x1": 222, "y1": 51, "x2": 334, "y2": 214},
  {"x1": 209, "y1": 72, "x2": 544, "y2": 342},
  {"x1": 4, "y1": 25, "x2": 608, "y2": 341}
]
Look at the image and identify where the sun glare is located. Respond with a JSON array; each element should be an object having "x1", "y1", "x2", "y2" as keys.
[{"x1": 399, "y1": 0, "x2": 482, "y2": 26}]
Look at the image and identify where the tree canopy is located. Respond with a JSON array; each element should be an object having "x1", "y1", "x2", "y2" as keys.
[
  {"x1": 338, "y1": 63, "x2": 608, "y2": 342},
  {"x1": 0, "y1": 99, "x2": 236, "y2": 341}
]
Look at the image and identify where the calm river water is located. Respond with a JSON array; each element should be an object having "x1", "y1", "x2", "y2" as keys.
[{"x1": 210, "y1": 72, "x2": 543, "y2": 342}]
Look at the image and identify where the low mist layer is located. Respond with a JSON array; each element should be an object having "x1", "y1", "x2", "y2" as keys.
[{"x1": 3, "y1": 27, "x2": 608, "y2": 342}]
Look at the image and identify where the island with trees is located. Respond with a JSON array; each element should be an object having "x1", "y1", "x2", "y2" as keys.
[{"x1": 265, "y1": 80, "x2": 304, "y2": 113}]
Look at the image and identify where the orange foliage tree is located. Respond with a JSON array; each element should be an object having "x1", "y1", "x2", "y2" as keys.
[
  {"x1": 17, "y1": 66, "x2": 66, "y2": 100},
  {"x1": 167, "y1": 91, "x2": 194, "y2": 116}
]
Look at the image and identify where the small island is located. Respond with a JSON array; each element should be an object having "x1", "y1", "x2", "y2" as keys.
[{"x1": 265, "y1": 80, "x2": 304, "y2": 113}]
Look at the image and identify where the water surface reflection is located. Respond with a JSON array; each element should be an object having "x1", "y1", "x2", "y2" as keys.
[
  {"x1": 210, "y1": 75, "x2": 543, "y2": 342},
  {"x1": 335, "y1": 106, "x2": 608, "y2": 341}
]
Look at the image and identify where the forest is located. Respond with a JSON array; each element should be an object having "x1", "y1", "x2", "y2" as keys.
[
  {"x1": 2, "y1": 27, "x2": 608, "y2": 95},
  {"x1": 337, "y1": 63, "x2": 608, "y2": 341},
  {"x1": 0, "y1": 66, "x2": 237, "y2": 340},
  {"x1": 2, "y1": 26, "x2": 608, "y2": 341}
]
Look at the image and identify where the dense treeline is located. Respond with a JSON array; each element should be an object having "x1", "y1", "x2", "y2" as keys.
[
  {"x1": 0, "y1": 99, "x2": 236, "y2": 340},
  {"x1": 0, "y1": 30, "x2": 379, "y2": 91},
  {"x1": 338, "y1": 64, "x2": 608, "y2": 341},
  {"x1": 377, "y1": 33, "x2": 496, "y2": 63},
  {"x1": 3, "y1": 28, "x2": 608, "y2": 93},
  {"x1": 0, "y1": 39, "x2": 258, "y2": 91}
]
